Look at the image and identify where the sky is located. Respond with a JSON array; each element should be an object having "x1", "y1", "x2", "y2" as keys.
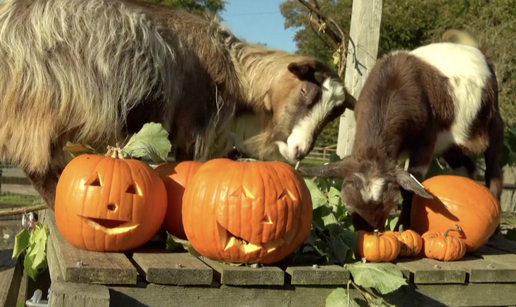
[{"x1": 219, "y1": 0, "x2": 298, "y2": 53}]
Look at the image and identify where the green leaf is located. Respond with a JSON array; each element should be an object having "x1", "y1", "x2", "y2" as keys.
[
  {"x1": 12, "y1": 228, "x2": 30, "y2": 258},
  {"x1": 304, "y1": 178, "x2": 328, "y2": 209},
  {"x1": 325, "y1": 287, "x2": 360, "y2": 307},
  {"x1": 122, "y1": 122, "x2": 172, "y2": 163},
  {"x1": 31, "y1": 225, "x2": 49, "y2": 271},
  {"x1": 63, "y1": 142, "x2": 98, "y2": 157},
  {"x1": 329, "y1": 153, "x2": 342, "y2": 163},
  {"x1": 165, "y1": 232, "x2": 201, "y2": 257},
  {"x1": 24, "y1": 250, "x2": 38, "y2": 281},
  {"x1": 337, "y1": 231, "x2": 358, "y2": 259},
  {"x1": 348, "y1": 263, "x2": 408, "y2": 295}
]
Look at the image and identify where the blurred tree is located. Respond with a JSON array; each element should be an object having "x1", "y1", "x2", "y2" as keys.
[{"x1": 280, "y1": 0, "x2": 516, "y2": 149}]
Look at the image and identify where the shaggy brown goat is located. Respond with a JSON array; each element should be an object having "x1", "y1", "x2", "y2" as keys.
[
  {"x1": 299, "y1": 30, "x2": 504, "y2": 232},
  {"x1": 0, "y1": 0, "x2": 355, "y2": 209}
]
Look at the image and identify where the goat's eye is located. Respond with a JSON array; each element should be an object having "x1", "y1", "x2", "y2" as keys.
[{"x1": 300, "y1": 87, "x2": 308, "y2": 97}]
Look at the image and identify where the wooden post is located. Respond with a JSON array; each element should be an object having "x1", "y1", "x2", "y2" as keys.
[{"x1": 336, "y1": 0, "x2": 383, "y2": 158}]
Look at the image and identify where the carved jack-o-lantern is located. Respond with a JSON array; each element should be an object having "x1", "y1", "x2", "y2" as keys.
[
  {"x1": 182, "y1": 158, "x2": 313, "y2": 264},
  {"x1": 54, "y1": 151, "x2": 167, "y2": 252}
]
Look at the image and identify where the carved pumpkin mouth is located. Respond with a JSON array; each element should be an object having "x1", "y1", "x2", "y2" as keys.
[
  {"x1": 217, "y1": 220, "x2": 298, "y2": 254},
  {"x1": 79, "y1": 216, "x2": 139, "y2": 235}
]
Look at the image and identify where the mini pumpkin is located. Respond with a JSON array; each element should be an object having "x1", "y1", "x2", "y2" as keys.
[
  {"x1": 411, "y1": 175, "x2": 500, "y2": 252},
  {"x1": 384, "y1": 225, "x2": 423, "y2": 257},
  {"x1": 55, "y1": 147, "x2": 167, "y2": 252},
  {"x1": 421, "y1": 225, "x2": 467, "y2": 261},
  {"x1": 155, "y1": 161, "x2": 203, "y2": 239},
  {"x1": 356, "y1": 229, "x2": 401, "y2": 262},
  {"x1": 182, "y1": 158, "x2": 313, "y2": 264}
]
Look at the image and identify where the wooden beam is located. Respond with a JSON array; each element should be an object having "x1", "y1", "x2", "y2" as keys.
[{"x1": 336, "y1": 0, "x2": 383, "y2": 158}]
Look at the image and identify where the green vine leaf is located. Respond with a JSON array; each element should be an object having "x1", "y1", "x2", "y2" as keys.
[
  {"x1": 165, "y1": 232, "x2": 201, "y2": 257},
  {"x1": 304, "y1": 178, "x2": 327, "y2": 209},
  {"x1": 325, "y1": 287, "x2": 360, "y2": 307},
  {"x1": 348, "y1": 263, "x2": 408, "y2": 295},
  {"x1": 12, "y1": 228, "x2": 30, "y2": 258},
  {"x1": 122, "y1": 122, "x2": 172, "y2": 163},
  {"x1": 63, "y1": 142, "x2": 98, "y2": 157}
]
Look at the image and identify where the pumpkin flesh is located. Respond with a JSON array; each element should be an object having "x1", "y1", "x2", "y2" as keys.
[
  {"x1": 410, "y1": 175, "x2": 500, "y2": 252},
  {"x1": 182, "y1": 158, "x2": 313, "y2": 264},
  {"x1": 55, "y1": 154, "x2": 167, "y2": 252},
  {"x1": 155, "y1": 161, "x2": 203, "y2": 239},
  {"x1": 356, "y1": 230, "x2": 401, "y2": 262}
]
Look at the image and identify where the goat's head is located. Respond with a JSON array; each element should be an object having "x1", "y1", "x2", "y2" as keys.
[
  {"x1": 299, "y1": 157, "x2": 432, "y2": 231},
  {"x1": 259, "y1": 60, "x2": 355, "y2": 162}
]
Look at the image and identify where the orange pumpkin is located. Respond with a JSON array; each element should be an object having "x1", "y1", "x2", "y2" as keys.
[
  {"x1": 155, "y1": 161, "x2": 203, "y2": 239},
  {"x1": 182, "y1": 158, "x2": 313, "y2": 264},
  {"x1": 421, "y1": 225, "x2": 467, "y2": 261},
  {"x1": 385, "y1": 225, "x2": 423, "y2": 257},
  {"x1": 356, "y1": 230, "x2": 401, "y2": 262},
  {"x1": 55, "y1": 148, "x2": 167, "y2": 252},
  {"x1": 410, "y1": 175, "x2": 500, "y2": 252}
]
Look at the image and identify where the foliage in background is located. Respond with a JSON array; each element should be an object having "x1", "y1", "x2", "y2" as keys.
[{"x1": 280, "y1": 0, "x2": 516, "y2": 149}]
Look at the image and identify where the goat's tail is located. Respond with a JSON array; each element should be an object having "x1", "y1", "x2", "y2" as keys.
[{"x1": 442, "y1": 29, "x2": 478, "y2": 48}]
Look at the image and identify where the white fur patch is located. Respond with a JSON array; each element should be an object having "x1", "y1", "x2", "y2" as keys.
[
  {"x1": 409, "y1": 42, "x2": 491, "y2": 151},
  {"x1": 359, "y1": 176, "x2": 385, "y2": 202},
  {"x1": 276, "y1": 77, "x2": 345, "y2": 162}
]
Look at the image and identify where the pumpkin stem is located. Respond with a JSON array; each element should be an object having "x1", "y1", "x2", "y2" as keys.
[
  {"x1": 443, "y1": 224, "x2": 462, "y2": 237},
  {"x1": 399, "y1": 224, "x2": 404, "y2": 234},
  {"x1": 105, "y1": 143, "x2": 125, "y2": 160},
  {"x1": 237, "y1": 158, "x2": 260, "y2": 163},
  {"x1": 373, "y1": 229, "x2": 379, "y2": 237}
]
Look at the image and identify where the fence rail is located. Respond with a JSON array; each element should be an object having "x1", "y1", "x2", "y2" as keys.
[{"x1": 305, "y1": 144, "x2": 337, "y2": 161}]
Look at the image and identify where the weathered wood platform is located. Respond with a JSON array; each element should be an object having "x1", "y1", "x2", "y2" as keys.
[{"x1": 41, "y1": 209, "x2": 516, "y2": 307}]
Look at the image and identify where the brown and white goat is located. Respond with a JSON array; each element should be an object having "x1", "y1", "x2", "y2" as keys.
[
  {"x1": 0, "y1": 0, "x2": 354, "y2": 209},
  {"x1": 300, "y1": 30, "x2": 504, "y2": 232}
]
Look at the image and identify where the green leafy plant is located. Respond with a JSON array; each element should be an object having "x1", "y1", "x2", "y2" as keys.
[
  {"x1": 12, "y1": 213, "x2": 49, "y2": 281},
  {"x1": 294, "y1": 153, "x2": 407, "y2": 306}
]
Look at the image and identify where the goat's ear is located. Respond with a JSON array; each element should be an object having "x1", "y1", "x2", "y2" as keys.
[
  {"x1": 395, "y1": 169, "x2": 433, "y2": 199},
  {"x1": 344, "y1": 92, "x2": 357, "y2": 110},
  {"x1": 298, "y1": 160, "x2": 352, "y2": 178},
  {"x1": 288, "y1": 62, "x2": 312, "y2": 78}
]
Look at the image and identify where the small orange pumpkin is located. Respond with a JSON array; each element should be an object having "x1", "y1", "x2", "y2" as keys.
[
  {"x1": 411, "y1": 175, "x2": 500, "y2": 252},
  {"x1": 421, "y1": 225, "x2": 467, "y2": 261},
  {"x1": 384, "y1": 225, "x2": 423, "y2": 257},
  {"x1": 182, "y1": 158, "x2": 313, "y2": 264},
  {"x1": 55, "y1": 147, "x2": 167, "y2": 252},
  {"x1": 356, "y1": 229, "x2": 401, "y2": 262},
  {"x1": 155, "y1": 161, "x2": 203, "y2": 239}
]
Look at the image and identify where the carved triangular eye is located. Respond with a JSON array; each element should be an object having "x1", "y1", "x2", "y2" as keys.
[
  {"x1": 230, "y1": 186, "x2": 255, "y2": 199},
  {"x1": 278, "y1": 188, "x2": 296, "y2": 201},
  {"x1": 261, "y1": 214, "x2": 273, "y2": 225},
  {"x1": 125, "y1": 184, "x2": 141, "y2": 195},
  {"x1": 85, "y1": 172, "x2": 102, "y2": 187}
]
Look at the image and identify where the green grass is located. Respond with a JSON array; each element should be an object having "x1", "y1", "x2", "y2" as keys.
[{"x1": 0, "y1": 192, "x2": 41, "y2": 206}]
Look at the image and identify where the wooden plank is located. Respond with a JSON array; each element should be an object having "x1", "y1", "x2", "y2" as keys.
[
  {"x1": 394, "y1": 257, "x2": 466, "y2": 284},
  {"x1": 108, "y1": 281, "x2": 516, "y2": 307},
  {"x1": 485, "y1": 233, "x2": 516, "y2": 253},
  {"x1": 454, "y1": 254, "x2": 516, "y2": 283},
  {"x1": 285, "y1": 265, "x2": 350, "y2": 285},
  {"x1": 200, "y1": 257, "x2": 284, "y2": 286},
  {"x1": 49, "y1": 281, "x2": 110, "y2": 307},
  {"x1": 0, "y1": 251, "x2": 23, "y2": 307},
  {"x1": 336, "y1": 0, "x2": 383, "y2": 157},
  {"x1": 131, "y1": 251, "x2": 213, "y2": 285},
  {"x1": 42, "y1": 209, "x2": 137, "y2": 285},
  {"x1": 472, "y1": 245, "x2": 516, "y2": 269}
]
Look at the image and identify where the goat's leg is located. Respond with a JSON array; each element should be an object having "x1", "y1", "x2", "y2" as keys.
[
  {"x1": 24, "y1": 168, "x2": 59, "y2": 210},
  {"x1": 484, "y1": 113, "x2": 504, "y2": 235},
  {"x1": 395, "y1": 149, "x2": 434, "y2": 231},
  {"x1": 484, "y1": 113, "x2": 504, "y2": 201},
  {"x1": 441, "y1": 148, "x2": 477, "y2": 179}
]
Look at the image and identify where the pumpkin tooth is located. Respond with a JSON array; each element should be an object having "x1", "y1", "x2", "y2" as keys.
[{"x1": 79, "y1": 216, "x2": 138, "y2": 235}]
